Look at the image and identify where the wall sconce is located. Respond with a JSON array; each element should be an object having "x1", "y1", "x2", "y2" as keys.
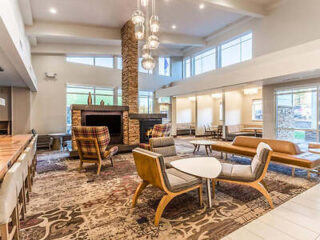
[
  {"x1": 211, "y1": 93, "x2": 222, "y2": 99},
  {"x1": 45, "y1": 72, "x2": 57, "y2": 79},
  {"x1": 244, "y1": 88, "x2": 258, "y2": 95}
]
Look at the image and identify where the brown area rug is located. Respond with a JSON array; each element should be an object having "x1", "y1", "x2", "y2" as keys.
[{"x1": 20, "y1": 138, "x2": 319, "y2": 240}]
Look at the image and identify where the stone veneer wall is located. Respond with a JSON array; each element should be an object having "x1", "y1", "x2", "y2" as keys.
[{"x1": 121, "y1": 21, "x2": 140, "y2": 145}]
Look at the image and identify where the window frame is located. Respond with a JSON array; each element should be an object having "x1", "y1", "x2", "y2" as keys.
[{"x1": 252, "y1": 99, "x2": 263, "y2": 121}]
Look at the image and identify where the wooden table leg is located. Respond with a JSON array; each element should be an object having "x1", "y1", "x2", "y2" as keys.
[
  {"x1": 193, "y1": 144, "x2": 197, "y2": 154},
  {"x1": 205, "y1": 145, "x2": 209, "y2": 155},
  {"x1": 206, "y1": 178, "x2": 212, "y2": 208}
]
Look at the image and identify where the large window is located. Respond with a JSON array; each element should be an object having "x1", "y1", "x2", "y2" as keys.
[
  {"x1": 117, "y1": 57, "x2": 122, "y2": 70},
  {"x1": 252, "y1": 99, "x2": 263, "y2": 121},
  {"x1": 221, "y1": 32, "x2": 252, "y2": 67},
  {"x1": 66, "y1": 85, "x2": 114, "y2": 133},
  {"x1": 184, "y1": 57, "x2": 191, "y2": 79},
  {"x1": 139, "y1": 91, "x2": 153, "y2": 113},
  {"x1": 276, "y1": 87, "x2": 318, "y2": 147},
  {"x1": 194, "y1": 48, "x2": 216, "y2": 75},
  {"x1": 158, "y1": 57, "x2": 171, "y2": 76},
  {"x1": 66, "y1": 56, "x2": 114, "y2": 68}
]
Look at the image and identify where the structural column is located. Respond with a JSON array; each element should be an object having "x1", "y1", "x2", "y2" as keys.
[{"x1": 121, "y1": 21, "x2": 140, "y2": 145}]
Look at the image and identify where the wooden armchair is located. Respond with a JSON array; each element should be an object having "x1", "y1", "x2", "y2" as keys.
[
  {"x1": 73, "y1": 126, "x2": 118, "y2": 175},
  {"x1": 212, "y1": 142, "x2": 274, "y2": 208},
  {"x1": 132, "y1": 148, "x2": 203, "y2": 226}
]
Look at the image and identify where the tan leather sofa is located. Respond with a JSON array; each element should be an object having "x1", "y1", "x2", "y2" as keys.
[{"x1": 212, "y1": 136, "x2": 320, "y2": 178}]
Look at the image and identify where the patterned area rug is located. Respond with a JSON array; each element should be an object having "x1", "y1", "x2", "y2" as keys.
[{"x1": 20, "y1": 137, "x2": 320, "y2": 240}]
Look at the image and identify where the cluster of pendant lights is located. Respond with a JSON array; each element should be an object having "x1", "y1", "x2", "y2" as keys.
[{"x1": 132, "y1": 0, "x2": 160, "y2": 71}]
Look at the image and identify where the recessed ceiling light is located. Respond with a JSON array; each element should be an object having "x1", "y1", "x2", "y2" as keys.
[
  {"x1": 199, "y1": 3, "x2": 205, "y2": 9},
  {"x1": 171, "y1": 25, "x2": 176, "y2": 29},
  {"x1": 49, "y1": 8, "x2": 57, "y2": 14}
]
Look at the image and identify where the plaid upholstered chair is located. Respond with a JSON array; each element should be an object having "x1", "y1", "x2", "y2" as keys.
[
  {"x1": 140, "y1": 123, "x2": 171, "y2": 150},
  {"x1": 73, "y1": 126, "x2": 118, "y2": 175}
]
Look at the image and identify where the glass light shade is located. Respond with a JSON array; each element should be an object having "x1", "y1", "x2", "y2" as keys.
[
  {"x1": 142, "y1": 55, "x2": 155, "y2": 70},
  {"x1": 148, "y1": 34, "x2": 160, "y2": 49},
  {"x1": 134, "y1": 23, "x2": 144, "y2": 40},
  {"x1": 131, "y1": 10, "x2": 145, "y2": 24},
  {"x1": 150, "y1": 15, "x2": 160, "y2": 33},
  {"x1": 141, "y1": 0, "x2": 148, "y2": 7},
  {"x1": 141, "y1": 44, "x2": 151, "y2": 58}
]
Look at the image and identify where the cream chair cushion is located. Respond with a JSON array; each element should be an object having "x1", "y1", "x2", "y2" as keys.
[
  {"x1": 0, "y1": 162, "x2": 22, "y2": 224},
  {"x1": 17, "y1": 152, "x2": 28, "y2": 181},
  {"x1": 219, "y1": 142, "x2": 272, "y2": 182}
]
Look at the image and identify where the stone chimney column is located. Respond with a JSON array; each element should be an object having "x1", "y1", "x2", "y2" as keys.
[{"x1": 121, "y1": 21, "x2": 140, "y2": 145}]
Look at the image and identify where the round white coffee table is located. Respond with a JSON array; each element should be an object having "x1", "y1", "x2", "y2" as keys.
[
  {"x1": 171, "y1": 157, "x2": 222, "y2": 208},
  {"x1": 190, "y1": 140, "x2": 216, "y2": 155}
]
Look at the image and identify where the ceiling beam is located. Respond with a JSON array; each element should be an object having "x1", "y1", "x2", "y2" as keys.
[
  {"x1": 31, "y1": 43, "x2": 184, "y2": 56},
  {"x1": 18, "y1": 0, "x2": 33, "y2": 25},
  {"x1": 26, "y1": 21, "x2": 205, "y2": 48},
  {"x1": 204, "y1": 0, "x2": 268, "y2": 18}
]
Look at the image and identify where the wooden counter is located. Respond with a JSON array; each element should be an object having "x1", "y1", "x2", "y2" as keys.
[{"x1": 0, "y1": 134, "x2": 33, "y2": 181}]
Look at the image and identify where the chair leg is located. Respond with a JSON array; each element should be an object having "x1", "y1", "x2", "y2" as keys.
[
  {"x1": 292, "y1": 167, "x2": 295, "y2": 177},
  {"x1": 0, "y1": 224, "x2": 9, "y2": 240},
  {"x1": 253, "y1": 182, "x2": 274, "y2": 209},
  {"x1": 154, "y1": 194, "x2": 174, "y2": 226},
  {"x1": 260, "y1": 180, "x2": 269, "y2": 192},
  {"x1": 212, "y1": 179, "x2": 216, "y2": 200},
  {"x1": 110, "y1": 157, "x2": 114, "y2": 167},
  {"x1": 13, "y1": 206, "x2": 20, "y2": 240},
  {"x1": 21, "y1": 182, "x2": 27, "y2": 214},
  {"x1": 18, "y1": 191, "x2": 25, "y2": 220},
  {"x1": 198, "y1": 185, "x2": 203, "y2": 207},
  {"x1": 79, "y1": 160, "x2": 83, "y2": 172},
  {"x1": 96, "y1": 162, "x2": 102, "y2": 175},
  {"x1": 132, "y1": 181, "x2": 149, "y2": 208}
]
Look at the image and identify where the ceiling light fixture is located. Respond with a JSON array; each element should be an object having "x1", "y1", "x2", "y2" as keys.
[
  {"x1": 244, "y1": 88, "x2": 259, "y2": 95},
  {"x1": 199, "y1": 3, "x2": 205, "y2": 9},
  {"x1": 211, "y1": 93, "x2": 222, "y2": 99},
  {"x1": 49, "y1": 8, "x2": 57, "y2": 14},
  {"x1": 132, "y1": 0, "x2": 160, "y2": 71},
  {"x1": 171, "y1": 25, "x2": 176, "y2": 29}
]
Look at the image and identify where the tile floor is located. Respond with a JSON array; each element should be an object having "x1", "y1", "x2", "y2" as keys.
[{"x1": 222, "y1": 183, "x2": 320, "y2": 240}]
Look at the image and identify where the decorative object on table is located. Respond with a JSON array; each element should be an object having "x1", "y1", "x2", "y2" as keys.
[
  {"x1": 131, "y1": 0, "x2": 159, "y2": 71},
  {"x1": 73, "y1": 126, "x2": 118, "y2": 175},
  {"x1": 87, "y1": 92, "x2": 92, "y2": 105},
  {"x1": 213, "y1": 142, "x2": 274, "y2": 208},
  {"x1": 132, "y1": 148, "x2": 202, "y2": 226},
  {"x1": 100, "y1": 100, "x2": 105, "y2": 106}
]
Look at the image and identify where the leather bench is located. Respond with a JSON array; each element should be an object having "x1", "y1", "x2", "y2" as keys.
[{"x1": 212, "y1": 136, "x2": 320, "y2": 178}]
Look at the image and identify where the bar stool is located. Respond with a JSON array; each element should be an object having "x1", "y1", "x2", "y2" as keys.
[
  {"x1": 24, "y1": 146, "x2": 33, "y2": 193},
  {"x1": 17, "y1": 152, "x2": 29, "y2": 211},
  {"x1": 0, "y1": 162, "x2": 23, "y2": 240}
]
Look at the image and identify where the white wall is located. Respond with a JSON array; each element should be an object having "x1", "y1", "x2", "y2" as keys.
[
  {"x1": 30, "y1": 55, "x2": 181, "y2": 134},
  {"x1": 176, "y1": 97, "x2": 195, "y2": 124},
  {"x1": 157, "y1": 0, "x2": 320, "y2": 98},
  {"x1": 196, "y1": 95, "x2": 214, "y2": 135},
  {"x1": 242, "y1": 88, "x2": 263, "y2": 125},
  {"x1": 225, "y1": 90, "x2": 243, "y2": 125}
]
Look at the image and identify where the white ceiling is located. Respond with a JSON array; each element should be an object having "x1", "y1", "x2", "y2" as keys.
[{"x1": 30, "y1": 0, "x2": 245, "y2": 37}]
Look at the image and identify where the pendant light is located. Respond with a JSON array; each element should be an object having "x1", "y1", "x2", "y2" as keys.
[
  {"x1": 141, "y1": 0, "x2": 149, "y2": 7},
  {"x1": 132, "y1": 0, "x2": 144, "y2": 24},
  {"x1": 135, "y1": 23, "x2": 145, "y2": 40},
  {"x1": 150, "y1": 0, "x2": 159, "y2": 33},
  {"x1": 142, "y1": 55, "x2": 156, "y2": 70},
  {"x1": 142, "y1": 44, "x2": 151, "y2": 58},
  {"x1": 148, "y1": 34, "x2": 160, "y2": 49}
]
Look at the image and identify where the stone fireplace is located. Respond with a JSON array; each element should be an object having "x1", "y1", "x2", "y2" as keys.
[{"x1": 71, "y1": 20, "x2": 167, "y2": 151}]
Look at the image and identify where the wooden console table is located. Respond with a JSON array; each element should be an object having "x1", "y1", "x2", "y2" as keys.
[{"x1": 0, "y1": 134, "x2": 32, "y2": 181}]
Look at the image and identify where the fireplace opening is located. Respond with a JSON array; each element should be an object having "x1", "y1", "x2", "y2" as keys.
[
  {"x1": 139, "y1": 119, "x2": 162, "y2": 143},
  {"x1": 82, "y1": 111, "x2": 123, "y2": 144}
]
